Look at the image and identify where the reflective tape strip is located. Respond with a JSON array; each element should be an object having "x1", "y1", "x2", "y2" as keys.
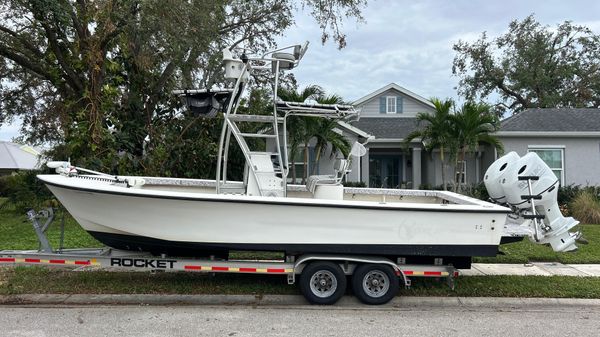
[
  {"x1": 402, "y1": 271, "x2": 449, "y2": 277},
  {"x1": 0, "y1": 257, "x2": 97, "y2": 266},
  {"x1": 183, "y1": 265, "x2": 292, "y2": 274}
]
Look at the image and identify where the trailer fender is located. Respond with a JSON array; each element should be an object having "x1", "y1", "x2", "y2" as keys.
[{"x1": 292, "y1": 254, "x2": 408, "y2": 287}]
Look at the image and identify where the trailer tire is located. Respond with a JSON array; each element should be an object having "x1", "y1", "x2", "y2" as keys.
[
  {"x1": 352, "y1": 264, "x2": 399, "y2": 305},
  {"x1": 299, "y1": 261, "x2": 346, "y2": 305}
]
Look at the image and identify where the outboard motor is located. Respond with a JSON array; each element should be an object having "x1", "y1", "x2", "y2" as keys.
[
  {"x1": 483, "y1": 151, "x2": 520, "y2": 204},
  {"x1": 484, "y1": 152, "x2": 580, "y2": 252}
]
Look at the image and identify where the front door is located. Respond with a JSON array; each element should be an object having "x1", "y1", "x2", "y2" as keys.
[{"x1": 369, "y1": 155, "x2": 402, "y2": 188}]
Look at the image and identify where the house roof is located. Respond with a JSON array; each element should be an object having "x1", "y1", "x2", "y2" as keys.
[
  {"x1": 336, "y1": 121, "x2": 373, "y2": 139},
  {"x1": 0, "y1": 141, "x2": 40, "y2": 170},
  {"x1": 500, "y1": 108, "x2": 600, "y2": 133},
  {"x1": 351, "y1": 117, "x2": 421, "y2": 140},
  {"x1": 352, "y1": 83, "x2": 435, "y2": 108}
]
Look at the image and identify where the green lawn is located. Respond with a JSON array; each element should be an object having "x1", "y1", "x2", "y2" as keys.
[
  {"x1": 1, "y1": 202, "x2": 598, "y2": 263},
  {"x1": 1, "y1": 200, "x2": 600, "y2": 298},
  {"x1": 474, "y1": 224, "x2": 600, "y2": 264},
  {"x1": 0, "y1": 203, "x2": 101, "y2": 250}
]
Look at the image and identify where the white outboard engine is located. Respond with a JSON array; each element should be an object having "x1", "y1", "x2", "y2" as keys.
[
  {"x1": 483, "y1": 151, "x2": 520, "y2": 204},
  {"x1": 484, "y1": 152, "x2": 580, "y2": 252}
]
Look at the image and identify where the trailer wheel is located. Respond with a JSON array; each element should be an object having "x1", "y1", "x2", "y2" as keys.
[
  {"x1": 352, "y1": 264, "x2": 399, "y2": 305},
  {"x1": 299, "y1": 261, "x2": 346, "y2": 305}
]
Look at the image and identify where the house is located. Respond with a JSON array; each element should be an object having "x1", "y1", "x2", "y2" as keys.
[
  {"x1": 492, "y1": 108, "x2": 600, "y2": 186},
  {"x1": 283, "y1": 84, "x2": 600, "y2": 189},
  {"x1": 344, "y1": 83, "x2": 487, "y2": 189}
]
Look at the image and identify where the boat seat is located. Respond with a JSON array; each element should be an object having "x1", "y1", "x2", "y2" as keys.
[
  {"x1": 272, "y1": 52, "x2": 296, "y2": 71},
  {"x1": 306, "y1": 159, "x2": 349, "y2": 193}
]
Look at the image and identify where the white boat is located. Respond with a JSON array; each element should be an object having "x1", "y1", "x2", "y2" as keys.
[
  {"x1": 38, "y1": 173, "x2": 508, "y2": 266},
  {"x1": 37, "y1": 42, "x2": 578, "y2": 266}
]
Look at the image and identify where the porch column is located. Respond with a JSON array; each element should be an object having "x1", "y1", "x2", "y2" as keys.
[
  {"x1": 361, "y1": 147, "x2": 370, "y2": 186},
  {"x1": 412, "y1": 147, "x2": 422, "y2": 189}
]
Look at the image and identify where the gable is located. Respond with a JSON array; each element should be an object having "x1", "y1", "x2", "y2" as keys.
[{"x1": 356, "y1": 88, "x2": 435, "y2": 117}]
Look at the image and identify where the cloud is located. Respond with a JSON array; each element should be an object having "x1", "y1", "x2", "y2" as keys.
[{"x1": 276, "y1": 0, "x2": 600, "y2": 102}]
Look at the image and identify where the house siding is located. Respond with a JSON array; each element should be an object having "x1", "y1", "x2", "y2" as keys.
[
  {"x1": 496, "y1": 136, "x2": 600, "y2": 186},
  {"x1": 424, "y1": 152, "x2": 480, "y2": 187},
  {"x1": 358, "y1": 89, "x2": 435, "y2": 117}
]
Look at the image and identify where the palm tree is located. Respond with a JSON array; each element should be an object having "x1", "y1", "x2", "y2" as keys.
[
  {"x1": 278, "y1": 85, "x2": 323, "y2": 184},
  {"x1": 277, "y1": 86, "x2": 351, "y2": 183},
  {"x1": 310, "y1": 94, "x2": 351, "y2": 175},
  {"x1": 404, "y1": 98, "x2": 455, "y2": 190},
  {"x1": 450, "y1": 102, "x2": 504, "y2": 192}
]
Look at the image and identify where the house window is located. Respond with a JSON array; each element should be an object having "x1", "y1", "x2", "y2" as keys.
[
  {"x1": 455, "y1": 160, "x2": 467, "y2": 184},
  {"x1": 528, "y1": 147, "x2": 564, "y2": 185},
  {"x1": 289, "y1": 146, "x2": 316, "y2": 182},
  {"x1": 386, "y1": 96, "x2": 396, "y2": 114}
]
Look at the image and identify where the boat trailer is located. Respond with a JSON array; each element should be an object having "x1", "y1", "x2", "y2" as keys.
[{"x1": 0, "y1": 208, "x2": 459, "y2": 305}]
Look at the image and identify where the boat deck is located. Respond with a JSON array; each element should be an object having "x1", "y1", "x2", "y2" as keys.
[{"x1": 134, "y1": 177, "x2": 489, "y2": 207}]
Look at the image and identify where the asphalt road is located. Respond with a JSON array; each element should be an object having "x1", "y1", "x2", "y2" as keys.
[{"x1": 1, "y1": 304, "x2": 599, "y2": 337}]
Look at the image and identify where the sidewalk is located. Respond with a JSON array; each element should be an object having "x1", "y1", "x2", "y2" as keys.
[{"x1": 461, "y1": 263, "x2": 600, "y2": 277}]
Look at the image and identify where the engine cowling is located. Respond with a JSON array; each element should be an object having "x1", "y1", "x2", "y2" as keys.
[
  {"x1": 484, "y1": 152, "x2": 579, "y2": 252},
  {"x1": 483, "y1": 151, "x2": 520, "y2": 204}
]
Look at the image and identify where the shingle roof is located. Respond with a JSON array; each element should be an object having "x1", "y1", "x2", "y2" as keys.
[
  {"x1": 351, "y1": 117, "x2": 421, "y2": 139},
  {"x1": 501, "y1": 108, "x2": 600, "y2": 132},
  {"x1": 0, "y1": 141, "x2": 40, "y2": 170}
]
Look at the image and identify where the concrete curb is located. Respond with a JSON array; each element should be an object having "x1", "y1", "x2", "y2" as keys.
[{"x1": 2, "y1": 294, "x2": 600, "y2": 308}]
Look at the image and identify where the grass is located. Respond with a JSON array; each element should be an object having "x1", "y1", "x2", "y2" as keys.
[
  {"x1": 2, "y1": 198, "x2": 600, "y2": 298},
  {"x1": 1, "y1": 202, "x2": 598, "y2": 263},
  {"x1": 1, "y1": 267, "x2": 600, "y2": 298},
  {"x1": 571, "y1": 190, "x2": 600, "y2": 224},
  {"x1": 475, "y1": 224, "x2": 600, "y2": 264},
  {"x1": 0, "y1": 202, "x2": 101, "y2": 250}
]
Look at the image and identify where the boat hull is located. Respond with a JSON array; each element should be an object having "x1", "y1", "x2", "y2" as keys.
[{"x1": 40, "y1": 175, "x2": 508, "y2": 260}]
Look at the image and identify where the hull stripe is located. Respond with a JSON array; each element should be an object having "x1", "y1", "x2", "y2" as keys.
[{"x1": 87, "y1": 231, "x2": 500, "y2": 258}]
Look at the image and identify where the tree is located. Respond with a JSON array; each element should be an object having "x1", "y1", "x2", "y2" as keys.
[
  {"x1": 277, "y1": 86, "x2": 351, "y2": 184},
  {"x1": 278, "y1": 85, "x2": 322, "y2": 183},
  {"x1": 405, "y1": 98, "x2": 455, "y2": 190},
  {"x1": 0, "y1": 0, "x2": 366, "y2": 177},
  {"x1": 449, "y1": 102, "x2": 503, "y2": 192},
  {"x1": 311, "y1": 93, "x2": 351, "y2": 175},
  {"x1": 452, "y1": 15, "x2": 600, "y2": 114}
]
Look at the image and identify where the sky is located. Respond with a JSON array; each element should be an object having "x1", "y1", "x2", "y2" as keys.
[{"x1": 2, "y1": 0, "x2": 600, "y2": 141}]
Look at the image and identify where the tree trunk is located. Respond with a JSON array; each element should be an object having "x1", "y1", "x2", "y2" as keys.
[
  {"x1": 440, "y1": 146, "x2": 447, "y2": 190},
  {"x1": 454, "y1": 148, "x2": 467, "y2": 193},
  {"x1": 302, "y1": 142, "x2": 309, "y2": 184},
  {"x1": 311, "y1": 144, "x2": 322, "y2": 175}
]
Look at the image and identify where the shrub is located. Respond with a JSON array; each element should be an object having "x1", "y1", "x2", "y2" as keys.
[
  {"x1": 558, "y1": 185, "x2": 600, "y2": 216},
  {"x1": 343, "y1": 181, "x2": 367, "y2": 188},
  {"x1": 558, "y1": 184, "x2": 581, "y2": 206},
  {"x1": 2, "y1": 170, "x2": 54, "y2": 212},
  {"x1": 570, "y1": 190, "x2": 600, "y2": 224},
  {"x1": 461, "y1": 182, "x2": 490, "y2": 201},
  {"x1": 0, "y1": 175, "x2": 9, "y2": 196}
]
